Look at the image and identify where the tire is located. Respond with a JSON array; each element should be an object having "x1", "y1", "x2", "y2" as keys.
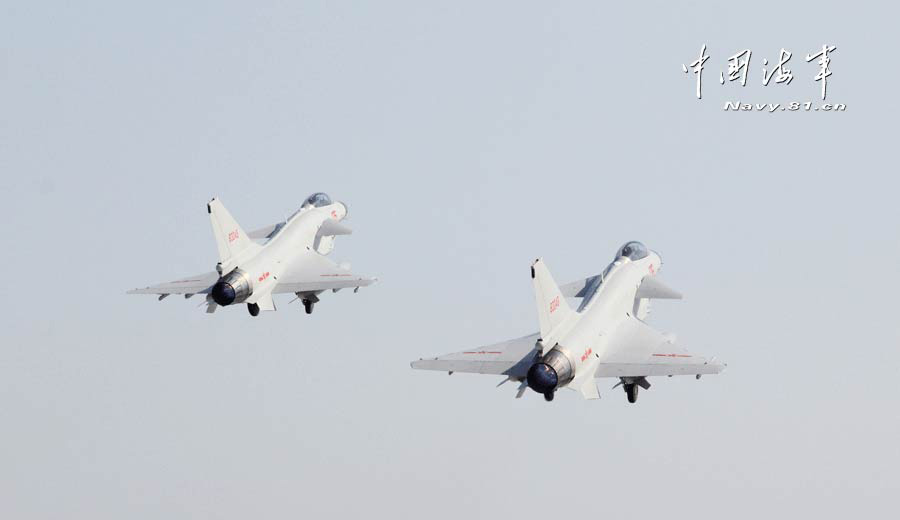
[
  {"x1": 625, "y1": 384, "x2": 638, "y2": 403},
  {"x1": 247, "y1": 303, "x2": 260, "y2": 317}
]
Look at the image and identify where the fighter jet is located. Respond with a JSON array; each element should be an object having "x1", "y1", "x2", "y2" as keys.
[
  {"x1": 411, "y1": 241, "x2": 724, "y2": 402},
  {"x1": 128, "y1": 192, "x2": 376, "y2": 316}
]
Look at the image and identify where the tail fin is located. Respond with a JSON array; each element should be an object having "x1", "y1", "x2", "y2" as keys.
[
  {"x1": 208, "y1": 198, "x2": 259, "y2": 266},
  {"x1": 531, "y1": 258, "x2": 575, "y2": 341}
]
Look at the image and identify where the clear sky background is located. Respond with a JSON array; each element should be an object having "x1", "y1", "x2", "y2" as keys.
[{"x1": 2, "y1": 1, "x2": 898, "y2": 518}]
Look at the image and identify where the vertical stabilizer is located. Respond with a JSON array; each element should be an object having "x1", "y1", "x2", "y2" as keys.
[
  {"x1": 531, "y1": 258, "x2": 575, "y2": 341},
  {"x1": 208, "y1": 198, "x2": 259, "y2": 266}
]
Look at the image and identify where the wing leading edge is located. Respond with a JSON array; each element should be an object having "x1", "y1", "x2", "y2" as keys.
[
  {"x1": 411, "y1": 333, "x2": 539, "y2": 378},
  {"x1": 560, "y1": 274, "x2": 682, "y2": 300},
  {"x1": 126, "y1": 271, "x2": 218, "y2": 296},
  {"x1": 559, "y1": 275, "x2": 601, "y2": 298}
]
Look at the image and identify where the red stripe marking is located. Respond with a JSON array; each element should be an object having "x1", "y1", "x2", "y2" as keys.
[{"x1": 652, "y1": 353, "x2": 692, "y2": 358}]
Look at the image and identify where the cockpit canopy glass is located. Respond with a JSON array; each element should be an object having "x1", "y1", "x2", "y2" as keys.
[
  {"x1": 301, "y1": 192, "x2": 332, "y2": 209},
  {"x1": 616, "y1": 241, "x2": 649, "y2": 261}
]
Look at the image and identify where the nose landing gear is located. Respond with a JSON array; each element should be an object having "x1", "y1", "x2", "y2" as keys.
[{"x1": 302, "y1": 299, "x2": 315, "y2": 314}]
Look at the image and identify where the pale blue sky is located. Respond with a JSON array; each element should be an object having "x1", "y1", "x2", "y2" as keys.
[{"x1": 2, "y1": 2, "x2": 898, "y2": 519}]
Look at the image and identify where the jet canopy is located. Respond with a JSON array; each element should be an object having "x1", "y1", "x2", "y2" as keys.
[
  {"x1": 301, "y1": 192, "x2": 332, "y2": 209},
  {"x1": 616, "y1": 241, "x2": 649, "y2": 261}
]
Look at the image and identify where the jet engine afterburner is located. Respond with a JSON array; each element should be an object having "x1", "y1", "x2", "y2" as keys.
[
  {"x1": 210, "y1": 268, "x2": 253, "y2": 306},
  {"x1": 526, "y1": 348, "x2": 574, "y2": 399}
]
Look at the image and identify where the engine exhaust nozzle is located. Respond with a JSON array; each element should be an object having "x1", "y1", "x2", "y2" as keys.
[
  {"x1": 209, "y1": 268, "x2": 252, "y2": 306},
  {"x1": 525, "y1": 347, "x2": 574, "y2": 397},
  {"x1": 526, "y1": 363, "x2": 558, "y2": 394}
]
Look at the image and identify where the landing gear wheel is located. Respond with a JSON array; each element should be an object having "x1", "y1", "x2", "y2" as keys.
[
  {"x1": 543, "y1": 391, "x2": 555, "y2": 402},
  {"x1": 247, "y1": 303, "x2": 260, "y2": 317},
  {"x1": 302, "y1": 299, "x2": 315, "y2": 314},
  {"x1": 624, "y1": 383, "x2": 638, "y2": 403}
]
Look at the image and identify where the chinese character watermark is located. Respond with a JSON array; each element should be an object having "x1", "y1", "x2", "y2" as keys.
[
  {"x1": 683, "y1": 44, "x2": 837, "y2": 100},
  {"x1": 682, "y1": 44, "x2": 710, "y2": 99},
  {"x1": 806, "y1": 45, "x2": 837, "y2": 100},
  {"x1": 720, "y1": 49, "x2": 752, "y2": 86},
  {"x1": 763, "y1": 49, "x2": 794, "y2": 86}
]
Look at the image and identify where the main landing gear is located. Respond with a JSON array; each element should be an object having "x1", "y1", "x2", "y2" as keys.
[
  {"x1": 291, "y1": 293, "x2": 320, "y2": 315},
  {"x1": 247, "y1": 303, "x2": 260, "y2": 317},
  {"x1": 624, "y1": 384, "x2": 639, "y2": 403},
  {"x1": 543, "y1": 391, "x2": 555, "y2": 402},
  {"x1": 617, "y1": 376, "x2": 649, "y2": 403}
]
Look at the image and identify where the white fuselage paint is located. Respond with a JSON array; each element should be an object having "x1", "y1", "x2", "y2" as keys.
[
  {"x1": 554, "y1": 251, "x2": 662, "y2": 389},
  {"x1": 235, "y1": 202, "x2": 347, "y2": 302}
]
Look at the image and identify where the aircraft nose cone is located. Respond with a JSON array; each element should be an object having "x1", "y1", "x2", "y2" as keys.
[
  {"x1": 526, "y1": 363, "x2": 558, "y2": 395},
  {"x1": 210, "y1": 281, "x2": 236, "y2": 306}
]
